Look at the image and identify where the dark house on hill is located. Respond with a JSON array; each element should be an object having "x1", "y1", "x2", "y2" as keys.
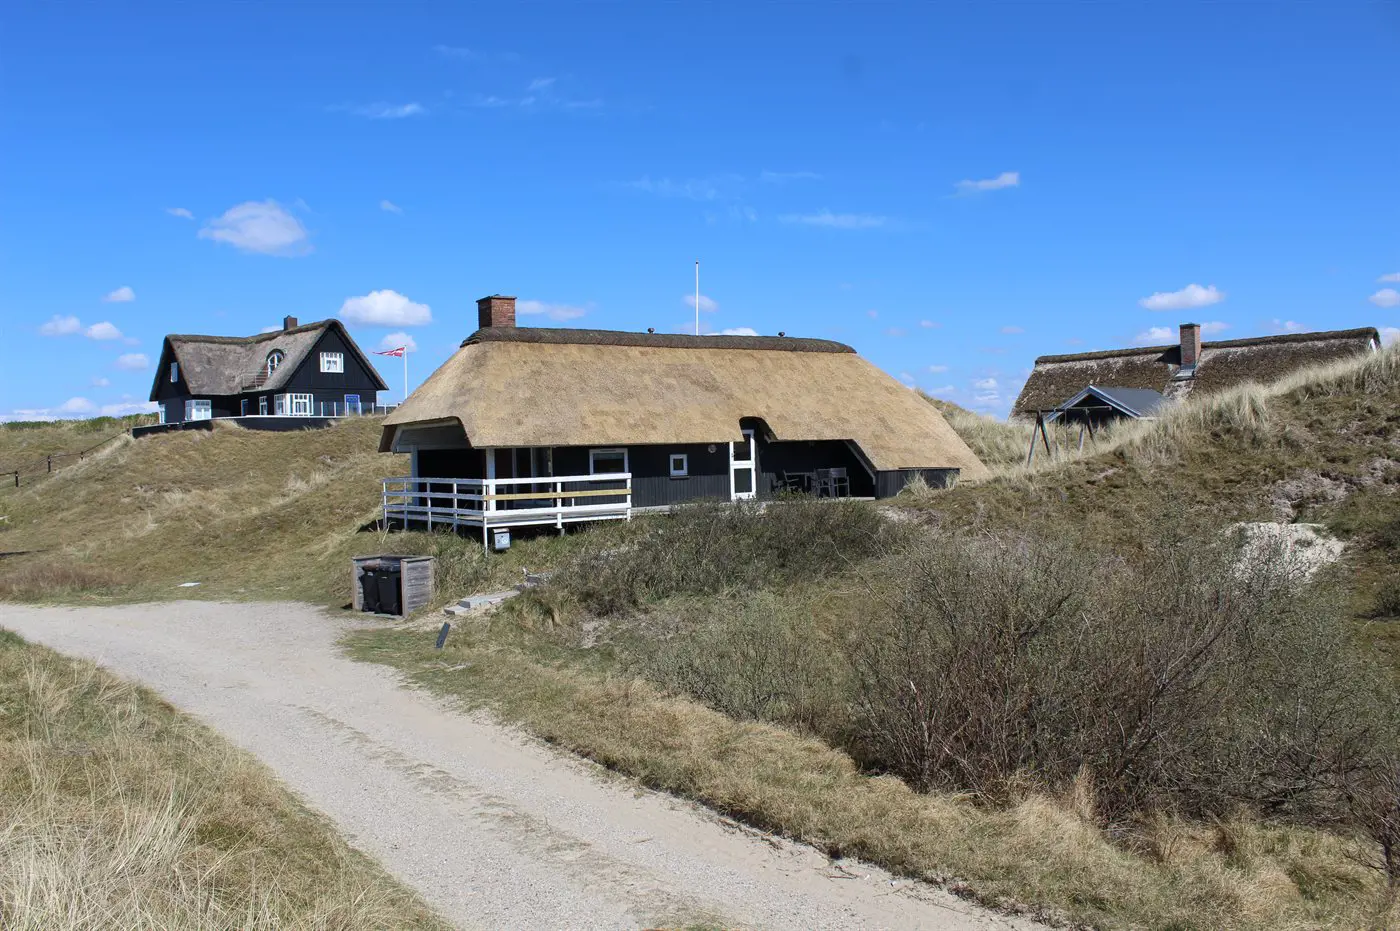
[
  {"x1": 146, "y1": 317, "x2": 388, "y2": 431},
  {"x1": 378, "y1": 295, "x2": 988, "y2": 540},
  {"x1": 1012, "y1": 322, "x2": 1380, "y2": 423}
]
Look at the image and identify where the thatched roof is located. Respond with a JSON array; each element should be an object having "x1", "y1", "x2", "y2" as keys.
[
  {"x1": 150, "y1": 320, "x2": 387, "y2": 399},
  {"x1": 381, "y1": 326, "x2": 989, "y2": 477},
  {"x1": 1012, "y1": 327, "x2": 1379, "y2": 417}
]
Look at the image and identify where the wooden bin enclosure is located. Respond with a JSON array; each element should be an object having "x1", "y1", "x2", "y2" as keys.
[{"x1": 351, "y1": 554, "x2": 435, "y2": 616}]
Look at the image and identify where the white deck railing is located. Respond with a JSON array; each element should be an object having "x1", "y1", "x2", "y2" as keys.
[{"x1": 382, "y1": 473, "x2": 632, "y2": 537}]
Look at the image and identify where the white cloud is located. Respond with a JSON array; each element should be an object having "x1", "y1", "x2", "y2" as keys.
[
  {"x1": 1000, "y1": 325, "x2": 1024, "y2": 334},
  {"x1": 339, "y1": 289, "x2": 432, "y2": 326},
  {"x1": 954, "y1": 171, "x2": 1020, "y2": 194},
  {"x1": 380, "y1": 199, "x2": 404, "y2": 214},
  {"x1": 1270, "y1": 319, "x2": 1306, "y2": 334},
  {"x1": 166, "y1": 207, "x2": 194, "y2": 220},
  {"x1": 1134, "y1": 326, "x2": 1174, "y2": 344},
  {"x1": 527, "y1": 77, "x2": 556, "y2": 92},
  {"x1": 60, "y1": 397, "x2": 95, "y2": 414},
  {"x1": 717, "y1": 327, "x2": 759, "y2": 336},
  {"x1": 682, "y1": 293, "x2": 718, "y2": 313},
  {"x1": 259, "y1": 325, "x2": 281, "y2": 334},
  {"x1": 518, "y1": 299, "x2": 589, "y2": 321},
  {"x1": 100, "y1": 400, "x2": 158, "y2": 417},
  {"x1": 1200, "y1": 321, "x2": 1230, "y2": 334},
  {"x1": 102, "y1": 285, "x2": 135, "y2": 303},
  {"x1": 885, "y1": 327, "x2": 907, "y2": 337},
  {"x1": 1369, "y1": 288, "x2": 1400, "y2": 308},
  {"x1": 350, "y1": 102, "x2": 425, "y2": 119},
  {"x1": 1381, "y1": 327, "x2": 1400, "y2": 346},
  {"x1": 779, "y1": 210, "x2": 887, "y2": 229},
  {"x1": 628, "y1": 175, "x2": 739, "y2": 201},
  {"x1": 919, "y1": 319, "x2": 940, "y2": 329},
  {"x1": 85, "y1": 321, "x2": 123, "y2": 341},
  {"x1": 927, "y1": 384, "x2": 955, "y2": 395},
  {"x1": 973, "y1": 377, "x2": 999, "y2": 391},
  {"x1": 759, "y1": 170, "x2": 821, "y2": 183},
  {"x1": 379, "y1": 332, "x2": 418, "y2": 353},
  {"x1": 114, "y1": 353, "x2": 149, "y2": 370},
  {"x1": 928, "y1": 364, "x2": 949, "y2": 373},
  {"x1": 91, "y1": 376, "x2": 110, "y2": 387},
  {"x1": 199, "y1": 200, "x2": 311, "y2": 256},
  {"x1": 1138, "y1": 283, "x2": 1225, "y2": 311},
  {"x1": 1378, "y1": 273, "x2": 1400, "y2": 283},
  {"x1": 39, "y1": 314, "x2": 81, "y2": 336}
]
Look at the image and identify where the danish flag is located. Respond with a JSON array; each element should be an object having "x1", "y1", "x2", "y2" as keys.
[{"x1": 375, "y1": 347, "x2": 406, "y2": 357}]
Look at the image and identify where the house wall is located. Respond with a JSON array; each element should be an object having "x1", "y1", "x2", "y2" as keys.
[
  {"x1": 754, "y1": 438, "x2": 875, "y2": 499},
  {"x1": 874, "y1": 468, "x2": 960, "y2": 498},
  {"x1": 280, "y1": 329, "x2": 382, "y2": 403},
  {"x1": 552, "y1": 443, "x2": 731, "y2": 508}
]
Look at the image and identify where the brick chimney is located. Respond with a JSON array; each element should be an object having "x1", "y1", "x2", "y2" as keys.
[
  {"x1": 1179, "y1": 322, "x2": 1201, "y2": 368},
  {"x1": 283, "y1": 315, "x2": 298, "y2": 331},
  {"x1": 477, "y1": 295, "x2": 516, "y2": 329}
]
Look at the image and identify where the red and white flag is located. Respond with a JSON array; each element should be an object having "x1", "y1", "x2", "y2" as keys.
[{"x1": 375, "y1": 346, "x2": 406, "y2": 357}]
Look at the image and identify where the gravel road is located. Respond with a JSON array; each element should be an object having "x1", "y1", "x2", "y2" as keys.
[{"x1": 2, "y1": 601, "x2": 1039, "y2": 931}]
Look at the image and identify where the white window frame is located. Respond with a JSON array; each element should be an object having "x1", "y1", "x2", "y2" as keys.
[
  {"x1": 589, "y1": 447, "x2": 628, "y2": 475},
  {"x1": 274, "y1": 394, "x2": 288, "y2": 416},
  {"x1": 319, "y1": 351, "x2": 344, "y2": 374},
  {"x1": 258, "y1": 396, "x2": 268, "y2": 416},
  {"x1": 266, "y1": 350, "x2": 284, "y2": 375},
  {"x1": 290, "y1": 393, "x2": 313, "y2": 416},
  {"x1": 170, "y1": 361, "x2": 179, "y2": 383},
  {"x1": 184, "y1": 399, "x2": 212, "y2": 422},
  {"x1": 668, "y1": 452, "x2": 689, "y2": 477}
]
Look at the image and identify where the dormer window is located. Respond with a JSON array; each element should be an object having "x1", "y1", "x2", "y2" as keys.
[{"x1": 266, "y1": 350, "x2": 285, "y2": 375}]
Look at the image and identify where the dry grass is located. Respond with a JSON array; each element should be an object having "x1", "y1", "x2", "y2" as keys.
[
  {"x1": 351, "y1": 621, "x2": 1396, "y2": 930},
  {"x1": 0, "y1": 628, "x2": 445, "y2": 931}
]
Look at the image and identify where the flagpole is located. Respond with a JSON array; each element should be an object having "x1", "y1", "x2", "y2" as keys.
[
  {"x1": 403, "y1": 351, "x2": 408, "y2": 403},
  {"x1": 695, "y1": 260, "x2": 700, "y2": 336}
]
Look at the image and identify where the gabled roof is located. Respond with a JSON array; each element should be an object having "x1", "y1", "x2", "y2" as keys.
[
  {"x1": 1053, "y1": 385, "x2": 1169, "y2": 419},
  {"x1": 1012, "y1": 327, "x2": 1379, "y2": 417},
  {"x1": 150, "y1": 319, "x2": 388, "y2": 400},
  {"x1": 381, "y1": 326, "x2": 989, "y2": 477}
]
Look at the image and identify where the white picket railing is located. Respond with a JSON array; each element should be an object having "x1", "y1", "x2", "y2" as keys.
[{"x1": 381, "y1": 473, "x2": 632, "y2": 537}]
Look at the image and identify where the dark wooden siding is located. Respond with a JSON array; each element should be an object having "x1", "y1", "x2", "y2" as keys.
[
  {"x1": 417, "y1": 448, "x2": 485, "y2": 479},
  {"x1": 874, "y1": 468, "x2": 961, "y2": 498},
  {"x1": 755, "y1": 438, "x2": 875, "y2": 499},
  {"x1": 281, "y1": 329, "x2": 382, "y2": 401}
]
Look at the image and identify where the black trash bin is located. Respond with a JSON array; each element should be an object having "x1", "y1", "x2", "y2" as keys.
[
  {"x1": 360, "y1": 568, "x2": 383, "y2": 613},
  {"x1": 376, "y1": 564, "x2": 403, "y2": 615}
]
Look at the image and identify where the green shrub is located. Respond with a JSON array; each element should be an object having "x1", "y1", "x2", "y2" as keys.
[
  {"x1": 1370, "y1": 576, "x2": 1400, "y2": 619},
  {"x1": 552, "y1": 499, "x2": 907, "y2": 615}
]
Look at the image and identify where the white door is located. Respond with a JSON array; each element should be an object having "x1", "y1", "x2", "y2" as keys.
[{"x1": 730, "y1": 428, "x2": 757, "y2": 500}]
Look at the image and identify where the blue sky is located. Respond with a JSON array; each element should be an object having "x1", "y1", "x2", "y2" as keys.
[{"x1": 3, "y1": 2, "x2": 1399, "y2": 421}]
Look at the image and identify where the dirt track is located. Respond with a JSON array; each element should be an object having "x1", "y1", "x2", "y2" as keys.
[{"x1": 1, "y1": 601, "x2": 1038, "y2": 931}]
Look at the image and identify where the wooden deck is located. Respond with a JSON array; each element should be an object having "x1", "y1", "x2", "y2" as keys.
[{"x1": 381, "y1": 473, "x2": 632, "y2": 542}]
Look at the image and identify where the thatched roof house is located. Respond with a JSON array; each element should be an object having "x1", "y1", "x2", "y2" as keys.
[
  {"x1": 377, "y1": 295, "x2": 986, "y2": 538},
  {"x1": 146, "y1": 316, "x2": 387, "y2": 430},
  {"x1": 1012, "y1": 323, "x2": 1380, "y2": 420}
]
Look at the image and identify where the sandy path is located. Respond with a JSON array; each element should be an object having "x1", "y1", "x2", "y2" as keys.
[{"x1": 1, "y1": 601, "x2": 1037, "y2": 931}]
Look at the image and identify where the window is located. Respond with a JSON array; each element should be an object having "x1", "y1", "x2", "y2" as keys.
[
  {"x1": 290, "y1": 393, "x2": 313, "y2": 416},
  {"x1": 589, "y1": 448, "x2": 628, "y2": 475},
  {"x1": 170, "y1": 361, "x2": 179, "y2": 383},
  {"x1": 274, "y1": 394, "x2": 287, "y2": 415},
  {"x1": 258, "y1": 396, "x2": 268, "y2": 416},
  {"x1": 184, "y1": 399, "x2": 212, "y2": 421},
  {"x1": 319, "y1": 351, "x2": 344, "y2": 373},
  {"x1": 344, "y1": 394, "x2": 361, "y2": 414},
  {"x1": 240, "y1": 399, "x2": 249, "y2": 416},
  {"x1": 266, "y1": 350, "x2": 285, "y2": 375},
  {"x1": 668, "y1": 453, "x2": 689, "y2": 477}
]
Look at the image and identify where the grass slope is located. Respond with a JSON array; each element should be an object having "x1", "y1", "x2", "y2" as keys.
[{"x1": 0, "y1": 627, "x2": 444, "y2": 930}]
